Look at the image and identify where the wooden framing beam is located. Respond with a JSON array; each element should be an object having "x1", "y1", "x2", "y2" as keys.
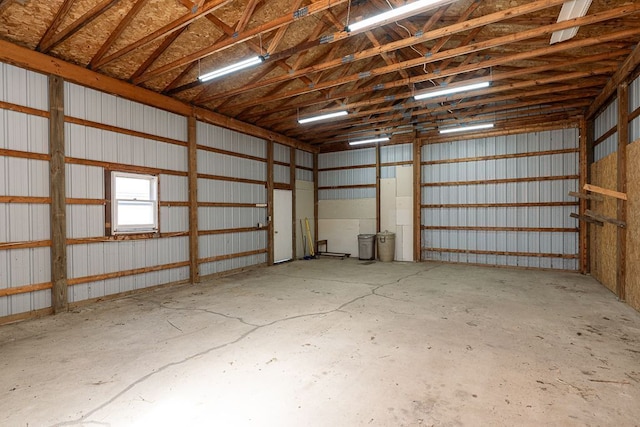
[
  {"x1": 290, "y1": 147, "x2": 297, "y2": 259},
  {"x1": 36, "y1": 0, "x2": 75, "y2": 52},
  {"x1": 39, "y1": 0, "x2": 121, "y2": 54},
  {"x1": 48, "y1": 75, "x2": 68, "y2": 314},
  {"x1": 413, "y1": 134, "x2": 421, "y2": 262},
  {"x1": 583, "y1": 184, "x2": 627, "y2": 200},
  {"x1": 579, "y1": 118, "x2": 589, "y2": 273},
  {"x1": 188, "y1": 116, "x2": 199, "y2": 283},
  {"x1": 616, "y1": 82, "x2": 629, "y2": 301},
  {"x1": 587, "y1": 41, "x2": 640, "y2": 119},
  {"x1": 267, "y1": 141, "x2": 274, "y2": 265},
  {"x1": 0, "y1": 39, "x2": 314, "y2": 152}
]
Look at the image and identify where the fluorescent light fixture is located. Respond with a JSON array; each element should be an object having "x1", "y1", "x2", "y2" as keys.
[
  {"x1": 298, "y1": 110, "x2": 348, "y2": 124},
  {"x1": 199, "y1": 55, "x2": 265, "y2": 82},
  {"x1": 414, "y1": 81, "x2": 490, "y2": 101},
  {"x1": 347, "y1": 0, "x2": 451, "y2": 33},
  {"x1": 439, "y1": 123, "x2": 494, "y2": 134},
  {"x1": 550, "y1": 0, "x2": 593, "y2": 44},
  {"x1": 349, "y1": 136, "x2": 390, "y2": 146}
]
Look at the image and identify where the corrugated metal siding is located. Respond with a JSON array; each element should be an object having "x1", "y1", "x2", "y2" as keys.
[
  {"x1": 421, "y1": 129, "x2": 579, "y2": 270},
  {"x1": 64, "y1": 84, "x2": 190, "y2": 303},
  {"x1": 295, "y1": 149, "x2": 314, "y2": 182},
  {"x1": 594, "y1": 100, "x2": 618, "y2": 162},
  {"x1": 380, "y1": 143, "x2": 412, "y2": 178},
  {"x1": 319, "y1": 148, "x2": 376, "y2": 200},
  {"x1": 65, "y1": 83, "x2": 187, "y2": 142},
  {"x1": 197, "y1": 121, "x2": 268, "y2": 277},
  {"x1": 0, "y1": 63, "x2": 51, "y2": 318},
  {"x1": 0, "y1": 62, "x2": 48, "y2": 110}
]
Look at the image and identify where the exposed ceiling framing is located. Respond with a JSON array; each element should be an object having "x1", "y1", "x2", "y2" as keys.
[{"x1": 1, "y1": 0, "x2": 640, "y2": 151}]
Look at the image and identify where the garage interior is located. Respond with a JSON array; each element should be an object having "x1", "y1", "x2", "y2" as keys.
[{"x1": 1, "y1": 0, "x2": 640, "y2": 425}]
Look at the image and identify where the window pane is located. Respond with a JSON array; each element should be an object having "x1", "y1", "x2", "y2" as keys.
[
  {"x1": 115, "y1": 177, "x2": 152, "y2": 200},
  {"x1": 117, "y1": 201, "x2": 155, "y2": 226}
]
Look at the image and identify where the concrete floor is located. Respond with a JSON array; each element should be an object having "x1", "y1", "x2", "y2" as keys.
[{"x1": 1, "y1": 260, "x2": 640, "y2": 426}]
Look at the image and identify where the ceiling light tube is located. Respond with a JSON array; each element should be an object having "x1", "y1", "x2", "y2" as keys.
[
  {"x1": 550, "y1": 0, "x2": 593, "y2": 44},
  {"x1": 199, "y1": 55, "x2": 265, "y2": 82},
  {"x1": 298, "y1": 110, "x2": 348, "y2": 124},
  {"x1": 347, "y1": 0, "x2": 450, "y2": 33},
  {"x1": 439, "y1": 123, "x2": 494, "y2": 134},
  {"x1": 349, "y1": 136, "x2": 390, "y2": 146},
  {"x1": 414, "y1": 81, "x2": 490, "y2": 101}
]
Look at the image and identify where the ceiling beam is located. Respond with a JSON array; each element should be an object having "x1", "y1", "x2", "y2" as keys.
[
  {"x1": 39, "y1": 0, "x2": 121, "y2": 54},
  {"x1": 93, "y1": 0, "x2": 233, "y2": 69},
  {"x1": 196, "y1": 0, "x2": 567, "y2": 104},
  {"x1": 132, "y1": 0, "x2": 350, "y2": 84},
  {"x1": 89, "y1": 0, "x2": 148, "y2": 70},
  {"x1": 587, "y1": 41, "x2": 640, "y2": 119},
  {"x1": 36, "y1": 0, "x2": 75, "y2": 52}
]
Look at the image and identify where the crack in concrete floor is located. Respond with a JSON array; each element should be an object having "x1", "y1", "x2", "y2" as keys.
[{"x1": 51, "y1": 266, "x2": 432, "y2": 427}]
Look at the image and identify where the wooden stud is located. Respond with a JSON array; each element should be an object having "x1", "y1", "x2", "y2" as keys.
[
  {"x1": 68, "y1": 261, "x2": 190, "y2": 286},
  {"x1": 290, "y1": 147, "x2": 297, "y2": 260},
  {"x1": 48, "y1": 75, "x2": 68, "y2": 314},
  {"x1": 188, "y1": 116, "x2": 199, "y2": 284},
  {"x1": 413, "y1": 135, "x2": 421, "y2": 262},
  {"x1": 568, "y1": 191, "x2": 603, "y2": 202},
  {"x1": 583, "y1": 184, "x2": 627, "y2": 200},
  {"x1": 585, "y1": 119, "x2": 595, "y2": 273},
  {"x1": 585, "y1": 210, "x2": 626, "y2": 228},
  {"x1": 617, "y1": 82, "x2": 629, "y2": 301},
  {"x1": 376, "y1": 144, "x2": 381, "y2": 233},
  {"x1": 313, "y1": 152, "x2": 319, "y2": 253},
  {"x1": 570, "y1": 212, "x2": 604, "y2": 227},
  {"x1": 267, "y1": 140, "x2": 274, "y2": 265},
  {"x1": 425, "y1": 247, "x2": 578, "y2": 259},
  {"x1": 579, "y1": 118, "x2": 589, "y2": 274}
]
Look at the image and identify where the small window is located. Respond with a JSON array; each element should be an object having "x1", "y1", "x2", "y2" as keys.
[{"x1": 110, "y1": 171, "x2": 158, "y2": 234}]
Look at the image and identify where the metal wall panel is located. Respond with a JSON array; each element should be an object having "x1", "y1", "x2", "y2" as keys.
[
  {"x1": 0, "y1": 110, "x2": 49, "y2": 153},
  {"x1": 319, "y1": 188, "x2": 376, "y2": 200},
  {"x1": 197, "y1": 149, "x2": 266, "y2": 180},
  {"x1": 421, "y1": 129, "x2": 579, "y2": 270},
  {"x1": 0, "y1": 62, "x2": 48, "y2": 110},
  {"x1": 594, "y1": 99, "x2": 618, "y2": 161},
  {"x1": 274, "y1": 143, "x2": 290, "y2": 163},
  {"x1": 631, "y1": 75, "x2": 640, "y2": 143},
  {"x1": 319, "y1": 147, "x2": 375, "y2": 168},
  {"x1": 64, "y1": 82, "x2": 188, "y2": 142},
  {"x1": 274, "y1": 164, "x2": 290, "y2": 184},
  {"x1": 196, "y1": 120, "x2": 268, "y2": 276},
  {"x1": 296, "y1": 149, "x2": 313, "y2": 168},
  {"x1": 196, "y1": 121, "x2": 266, "y2": 158}
]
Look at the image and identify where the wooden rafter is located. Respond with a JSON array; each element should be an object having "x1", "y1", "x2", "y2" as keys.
[
  {"x1": 129, "y1": 26, "x2": 188, "y2": 81},
  {"x1": 36, "y1": 0, "x2": 75, "y2": 52},
  {"x1": 39, "y1": 0, "x2": 121, "y2": 54},
  {"x1": 132, "y1": 0, "x2": 350, "y2": 84},
  {"x1": 89, "y1": 0, "x2": 148, "y2": 69}
]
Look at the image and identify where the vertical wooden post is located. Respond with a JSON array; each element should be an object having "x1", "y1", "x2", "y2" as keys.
[
  {"x1": 49, "y1": 75, "x2": 68, "y2": 313},
  {"x1": 375, "y1": 144, "x2": 381, "y2": 233},
  {"x1": 290, "y1": 147, "x2": 297, "y2": 259},
  {"x1": 313, "y1": 152, "x2": 319, "y2": 250},
  {"x1": 579, "y1": 118, "x2": 588, "y2": 274},
  {"x1": 188, "y1": 115, "x2": 199, "y2": 283},
  {"x1": 413, "y1": 135, "x2": 422, "y2": 262},
  {"x1": 616, "y1": 83, "x2": 628, "y2": 301},
  {"x1": 267, "y1": 140, "x2": 274, "y2": 265}
]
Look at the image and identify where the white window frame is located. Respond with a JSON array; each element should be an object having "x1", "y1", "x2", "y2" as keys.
[{"x1": 110, "y1": 171, "x2": 159, "y2": 235}]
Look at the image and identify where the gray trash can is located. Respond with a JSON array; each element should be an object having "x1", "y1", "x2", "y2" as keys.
[
  {"x1": 358, "y1": 234, "x2": 376, "y2": 260},
  {"x1": 376, "y1": 231, "x2": 395, "y2": 262}
]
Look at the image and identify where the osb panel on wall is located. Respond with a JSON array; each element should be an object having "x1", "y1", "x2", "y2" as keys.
[
  {"x1": 625, "y1": 141, "x2": 640, "y2": 312},
  {"x1": 589, "y1": 152, "x2": 617, "y2": 294}
]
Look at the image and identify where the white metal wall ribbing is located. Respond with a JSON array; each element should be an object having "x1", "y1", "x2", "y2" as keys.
[
  {"x1": 318, "y1": 148, "x2": 376, "y2": 200},
  {"x1": 631, "y1": 75, "x2": 640, "y2": 143},
  {"x1": 595, "y1": 100, "x2": 618, "y2": 162},
  {"x1": 64, "y1": 82, "x2": 189, "y2": 303},
  {"x1": 422, "y1": 129, "x2": 580, "y2": 270},
  {"x1": 295, "y1": 149, "x2": 314, "y2": 182},
  {"x1": 380, "y1": 143, "x2": 412, "y2": 178},
  {"x1": 196, "y1": 121, "x2": 267, "y2": 276},
  {"x1": 0, "y1": 63, "x2": 51, "y2": 317},
  {"x1": 274, "y1": 143, "x2": 290, "y2": 185}
]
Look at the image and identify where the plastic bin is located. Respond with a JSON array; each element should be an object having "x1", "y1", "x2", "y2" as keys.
[
  {"x1": 376, "y1": 231, "x2": 395, "y2": 262},
  {"x1": 358, "y1": 234, "x2": 376, "y2": 260}
]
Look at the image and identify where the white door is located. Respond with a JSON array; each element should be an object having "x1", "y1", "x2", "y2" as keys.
[{"x1": 273, "y1": 189, "x2": 293, "y2": 263}]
